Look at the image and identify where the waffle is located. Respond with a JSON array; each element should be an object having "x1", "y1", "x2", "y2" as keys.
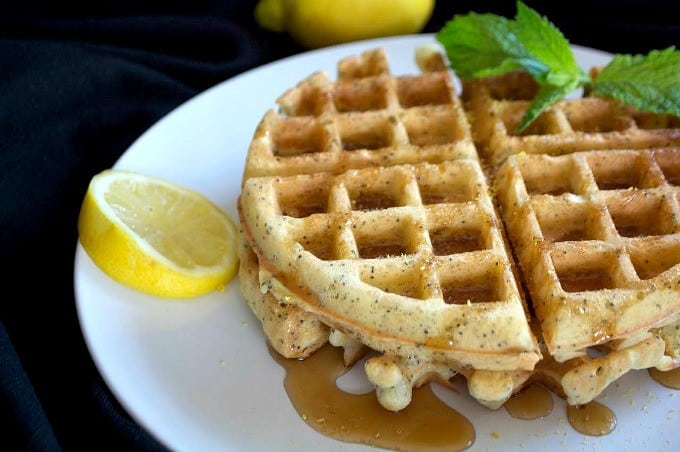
[
  {"x1": 238, "y1": 46, "x2": 680, "y2": 414},
  {"x1": 495, "y1": 149, "x2": 680, "y2": 365},
  {"x1": 462, "y1": 71, "x2": 680, "y2": 167},
  {"x1": 250, "y1": 235, "x2": 539, "y2": 410},
  {"x1": 242, "y1": 49, "x2": 477, "y2": 179},
  {"x1": 238, "y1": 237, "x2": 328, "y2": 359},
  {"x1": 655, "y1": 316, "x2": 680, "y2": 370},
  {"x1": 241, "y1": 160, "x2": 540, "y2": 367},
  {"x1": 250, "y1": 234, "x2": 680, "y2": 408},
  {"x1": 255, "y1": 255, "x2": 540, "y2": 411},
  {"x1": 238, "y1": 48, "x2": 541, "y2": 410}
]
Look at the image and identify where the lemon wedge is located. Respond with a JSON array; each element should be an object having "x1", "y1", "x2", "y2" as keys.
[{"x1": 78, "y1": 169, "x2": 239, "y2": 298}]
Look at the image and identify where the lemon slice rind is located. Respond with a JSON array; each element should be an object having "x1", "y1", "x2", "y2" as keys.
[{"x1": 78, "y1": 169, "x2": 238, "y2": 298}]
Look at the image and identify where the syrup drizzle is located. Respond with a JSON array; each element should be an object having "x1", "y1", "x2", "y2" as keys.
[
  {"x1": 270, "y1": 344, "x2": 475, "y2": 451},
  {"x1": 504, "y1": 384, "x2": 553, "y2": 420},
  {"x1": 566, "y1": 401, "x2": 617, "y2": 436},
  {"x1": 649, "y1": 367, "x2": 680, "y2": 389},
  {"x1": 268, "y1": 344, "x2": 655, "y2": 450}
]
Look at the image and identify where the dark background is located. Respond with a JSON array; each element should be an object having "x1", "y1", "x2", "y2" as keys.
[{"x1": 1, "y1": 1, "x2": 678, "y2": 450}]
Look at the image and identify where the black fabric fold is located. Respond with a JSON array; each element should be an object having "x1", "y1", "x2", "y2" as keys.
[{"x1": 1, "y1": 322, "x2": 59, "y2": 451}]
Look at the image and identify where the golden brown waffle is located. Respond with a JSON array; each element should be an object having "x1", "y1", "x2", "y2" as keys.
[
  {"x1": 247, "y1": 233, "x2": 680, "y2": 407},
  {"x1": 495, "y1": 148, "x2": 680, "y2": 366},
  {"x1": 238, "y1": 46, "x2": 680, "y2": 414},
  {"x1": 463, "y1": 71, "x2": 680, "y2": 167},
  {"x1": 240, "y1": 48, "x2": 539, "y2": 377},
  {"x1": 256, "y1": 252, "x2": 547, "y2": 411},
  {"x1": 255, "y1": 243, "x2": 539, "y2": 411},
  {"x1": 242, "y1": 48, "x2": 477, "y2": 179},
  {"x1": 242, "y1": 235, "x2": 372, "y2": 364},
  {"x1": 238, "y1": 238, "x2": 328, "y2": 359},
  {"x1": 244, "y1": 223, "x2": 537, "y2": 411},
  {"x1": 252, "y1": 252, "x2": 680, "y2": 409},
  {"x1": 240, "y1": 156, "x2": 542, "y2": 414},
  {"x1": 525, "y1": 314, "x2": 680, "y2": 406},
  {"x1": 241, "y1": 158, "x2": 540, "y2": 370}
]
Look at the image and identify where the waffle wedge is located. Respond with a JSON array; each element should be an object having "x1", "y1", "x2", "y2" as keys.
[
  {"x1": 238, "y1": 48, "x2": 541, "y2": 410},
  {"x1": 241, "y1": 159, "x2": 540, "y2": 371},
  {"x1": 462, "y1": 71, "x2": 680, "y2": 167},
  {"x1": 495, "y1": 148, "x2": 680, "y2": 362},
  {"x1": 243, "y1": 49, "x2": 477, "y2": 179}
]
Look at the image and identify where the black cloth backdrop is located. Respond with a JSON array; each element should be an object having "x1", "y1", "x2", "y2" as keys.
[{"x1": 1, "y1": 1, "x2": 677, "y2": 450}]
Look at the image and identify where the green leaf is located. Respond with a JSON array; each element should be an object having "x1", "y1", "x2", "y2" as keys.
[
  {"x1": 435, "y1": 1, "x2": 679, "y2": 134},
  {"x1": 517, "y1": 80, "x2": 581, "y2": 132},
  {"x1": 510, "y1": 2, "x2": 587, "y2": 133},
  {"x1": 593, "y1": 47, "x2": 680, "y2": 116},
  {"x1": 436, "y1": 2, "x2": 589, "y2": 133},
  {"x1": 514, "y1": 1, "x2": 581, "y2": 82},
  {"x1": 436, "y1": 12, "x2": 534, "y2": 79}
]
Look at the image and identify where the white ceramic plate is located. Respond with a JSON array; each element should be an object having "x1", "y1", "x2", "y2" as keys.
[{"x1": 74, "y1": 34, "x2": 679, "y2": 451}]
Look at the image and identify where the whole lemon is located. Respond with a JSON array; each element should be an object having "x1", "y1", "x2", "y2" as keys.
[{"x1": 255, "y1": 0, "x2": 435, "y2": 49}]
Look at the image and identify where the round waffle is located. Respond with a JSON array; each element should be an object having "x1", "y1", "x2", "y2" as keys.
[{"x1": 237, "y1": 46, "x2": 680, "y2": 413}]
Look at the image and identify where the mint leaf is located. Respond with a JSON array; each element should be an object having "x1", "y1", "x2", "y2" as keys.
[
  {"x1": 514, "y1": 1, "x2": 583, "y2": 84},
  {"x1": 519, "y1": 79, "x2": 581, "y2": 132},
  {"x1": 436, "y1": 1, "x2": 584, "y2": 85},
  {"x1": 436, "y1": 1, "x2": 679, "y2": 133},
  {"x1": 592, "y1": 47, "x2": 680, "y2": 116},
  {"x1": 436, "y1": 12, "x2": 534, "y2": 79},
  {"x1": 511, "y1": 1, "x2": 587, "y2": 131},
  {"x1": 437, "y1": 2, "x2": 587, "y2": 132}
]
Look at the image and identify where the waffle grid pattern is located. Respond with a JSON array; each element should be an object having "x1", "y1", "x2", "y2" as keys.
[
  {"x1": 241, "y1": 159, "x2": 540, "y2": 370},
  {"x1": 496, "y1": 148, "x2": 680, "y2": 361},
  {"x1": 285, "y1": 161, "x2": 511, "y2": 302},
  {"x1": 463, "y1": 72, "x2": 680, "y2": 167},
  {"x1": 243, "y1": 49, "x2": 477, "y2": 179}
]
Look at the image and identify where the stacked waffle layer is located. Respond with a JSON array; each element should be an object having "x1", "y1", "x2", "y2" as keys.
[{"x1": 237, "y1": 47, "x2": 680, "y2": 411}]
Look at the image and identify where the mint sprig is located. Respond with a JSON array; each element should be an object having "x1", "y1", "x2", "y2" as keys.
[
  {"x1": 592, "y1": 48, "x2": 680, "y2": 115},
  {"x1": 513, "y1": 1, "x2": 583, "y2": 84},
  {"x1": 436, "y1": 1, "x2": 680, "y2": 132},
  {"x1": 435, "y1": 12, "x2": 531, "y2": 79}
]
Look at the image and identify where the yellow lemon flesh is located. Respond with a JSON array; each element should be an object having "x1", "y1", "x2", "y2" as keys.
[
  {"x1": 78, "y1": 169, "x2": 239, "y2": 298},
  {"x1": 255, "y1": 0, "x2": 435, "y2": 49}
]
